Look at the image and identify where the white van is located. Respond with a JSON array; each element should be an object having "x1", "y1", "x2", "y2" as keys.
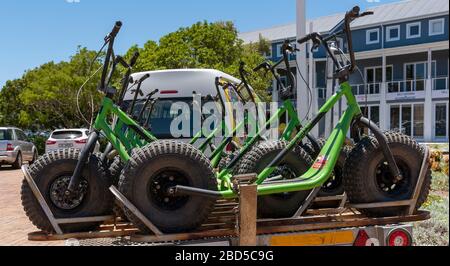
[{"x1": 122, "y1": 69, "x2": 242, "y2": 145}]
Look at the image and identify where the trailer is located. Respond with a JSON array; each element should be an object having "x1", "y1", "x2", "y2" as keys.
[{"x1": 22, "y1": 147, "x2": 431, "y2": 247}]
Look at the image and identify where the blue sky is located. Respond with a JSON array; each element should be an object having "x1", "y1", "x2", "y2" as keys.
[{"x1": 0, "y1": 0, "x2": 402, "y2": 87}]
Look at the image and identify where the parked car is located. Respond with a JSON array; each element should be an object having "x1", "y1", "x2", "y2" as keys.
[
  {"x1": 0, "y1": 127, "x2": 38, "y2": 169},
  {"x1": 45, "y1": 129, "x2": 100, "y2": 154}
]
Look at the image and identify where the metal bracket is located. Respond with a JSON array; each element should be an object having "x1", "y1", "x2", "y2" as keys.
[
  {"x1": 109, "y1": 186, "x2": 163, "y2": 236},
  {"x1": 22, "y1": 165, "x2": 114, "y2": 236}
]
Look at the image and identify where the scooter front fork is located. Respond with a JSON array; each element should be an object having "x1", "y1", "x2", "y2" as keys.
[
  {"x1": 353, "y1": 116, "x2": 403, "y2": 181},
  {"x1": 66, "y1": 131, "x2": 100, "y2": 194}
]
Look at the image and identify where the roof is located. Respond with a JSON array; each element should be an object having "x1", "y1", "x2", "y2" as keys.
[
  {"x1": 124, "y1": 69, "x2": 241, "y2": 101},
  {"x1": 239, "y1": 0, "x2": 449, "y2": 43}
]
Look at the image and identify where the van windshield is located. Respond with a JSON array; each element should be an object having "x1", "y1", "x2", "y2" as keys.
[
  {"x1": 123, "y1": 98, "x2": 221, "y2": 139},
  {"x1": 0, "y1": 129, "x2": 12, "y2": 141}
]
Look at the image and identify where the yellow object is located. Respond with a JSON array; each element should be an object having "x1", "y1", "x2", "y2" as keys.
[{"x1": 270, "y1": 231, "x2": 354, "y2": 246}]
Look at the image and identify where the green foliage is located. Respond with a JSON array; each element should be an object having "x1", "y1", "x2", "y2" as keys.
[
  {"x1": 122, "y1": 21, "x2": 272, "y2": 101},
  {"x1": 28, "y1": 135, "x2": 47, "y2": 155},
  {"x1": 415, "y1": 196, "x2": 449, "y2": 246},
  {"x1": 1, "y1": 20, "x2": 273, "y2": 131},
  {"x1": 0, "y1": 47, "x2": 103, "y2": 130}
]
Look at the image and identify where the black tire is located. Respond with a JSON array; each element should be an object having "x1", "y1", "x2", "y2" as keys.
[
  {"x1": 30, "y1": 150, "x2": 38, "y2": 164},
  {"x1": 343, "y1": 131, "x2": 432, "y2": 217},
  {"x1": 218, "y1": 150, "x2": 241, "y2": 172},
  {"x1": 300, "y1": 138, "x2": 326, "y2": 159},
  {"x1": 317, "y1": 145, "x2": 352, "y2": 198},
  {"x1": 106, "y1": 156, "x2": 128, "y2": 221},
  {"x1": 118, "y1": 140, "x2": 217, "y2": 234},
  {"x1": 238, "y1": 141, "x2": 313, "y2": 218},
  {"x1": 12, "y1": 152, "x2": 23, "y2": 169},
  {"x1": 21, "y1": 149, "x2": 114, "y2": 233},
  {"x1": 108, "y1": 156, "x2": 124, "y2": 186}
]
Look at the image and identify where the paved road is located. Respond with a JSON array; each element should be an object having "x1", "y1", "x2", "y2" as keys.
[{"x1": 0, "y1": 167, "x2": 64, "y2": 246}]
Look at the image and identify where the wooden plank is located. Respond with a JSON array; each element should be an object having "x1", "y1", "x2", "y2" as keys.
[
  {"x1": 238, "y1": 184, "x2": 257, "y2": 246},
  {"x1": 314, "y1": 195, "x2": 346, "y2": 202},
  {"x1": 55, "y1": 216, "x2": 115, "y2": 224},
  {"x1": 22, "y1": 166, "x2": 63, "y2": 235},
  {"x1": 28, "y1": 228, "x2": 140, "y2": 242},
  {"x1": 348, "y1": 200, "x2": 413, "y2": 209},
  {"x1": 256, "y1": 211, "x2": 430, "y2": 236}
]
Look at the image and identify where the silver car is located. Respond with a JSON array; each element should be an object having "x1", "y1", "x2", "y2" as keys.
[{"x1": 0, "y1": 127, "x2": 38, "y2": 169}]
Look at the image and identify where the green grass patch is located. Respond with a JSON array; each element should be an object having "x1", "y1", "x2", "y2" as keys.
[
  {"x1": 415, "y1": 196, "x2": 449, "y2": 246},
  {"x1": 432, "y1": 171, "x2": 449, "y2": 192}
]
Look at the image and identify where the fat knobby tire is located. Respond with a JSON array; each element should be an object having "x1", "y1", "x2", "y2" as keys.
[
  {"x1": 238, "y1": 141, "x2": 313, "y2": 218},
  {"x1": 21, "y1": 149, "x2": 114, "y2": 233},
  {"x1": 118, "y1": 140, "x2": 217, "y2": 234},
  {"x1": 343, "y1": 131, "x2": 432, "y2": 217}
]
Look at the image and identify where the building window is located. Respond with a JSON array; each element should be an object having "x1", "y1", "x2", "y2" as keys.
[
  {"x1": 429, "y1": 18, "x2": 445, "y2": 36},
  {"x1": 406, "y1": 22, "x2": 421, "y2": 39},
  {"x1": 435, "y1": 103, "x2": 448, "y2": 139},
  {"x1": 390, "y1": 104, "x2": 424, "y2": 139},
  {"x1": 386, "y1": 25, "x2": 401, "y2": 42},
  {"x1": 275, "y1": 43, "x2": 283, "y2": 58},
  {"x1": 366, "y1": 28, "x2": 380, "y2": 44}
]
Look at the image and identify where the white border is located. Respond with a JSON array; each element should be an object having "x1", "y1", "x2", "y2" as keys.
[
  {"x1": 433, "y1": 101, "x2": 449, "y2": 140},
  {"x1": 386, "y1": 25, "x2": 401, "y2": 42},
  {"x1": 406, "y1": 22, "x2": 421, "y2": 39},
  {"x1": 429, "y1": 18, "x2": 445, "y2": 36},
  {"x1": 366, "y1": 28, "x2": 380, "y2": 45}
]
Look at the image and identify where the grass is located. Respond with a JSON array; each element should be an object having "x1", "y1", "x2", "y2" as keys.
[
  {"x1": 414, "y1": 168, "x2": 449, "y2": 246},
  {"x1": 414, "y1": 195, "x2": 449, "y2": 246}
]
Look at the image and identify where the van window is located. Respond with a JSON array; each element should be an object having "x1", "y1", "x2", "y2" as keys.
[{"x1": 0, "y1": 129, "x2": 13, "y2": 141}]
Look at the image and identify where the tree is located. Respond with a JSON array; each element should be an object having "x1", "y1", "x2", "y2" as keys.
[
  {"x1": 0, "y1": 47, "x2": 103, "y2": 130},
  {"x1": 124, "y1": 21, "x2": 273, "y2": 100},
  {"x1": 0, "y1": 20, "x2": 273, "y2": 130}
]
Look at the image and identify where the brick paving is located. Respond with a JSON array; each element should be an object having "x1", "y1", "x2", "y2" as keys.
[{"x1": 0, "y1": 167, "x2": 64, "y2": 246}]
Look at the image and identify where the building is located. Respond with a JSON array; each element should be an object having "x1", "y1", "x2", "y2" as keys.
[{"x1": 239, "y1": 0, "x2": 449, "y2": 143}]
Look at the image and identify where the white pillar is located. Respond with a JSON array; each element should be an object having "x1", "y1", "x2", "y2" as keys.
[
  {"x1": 296, "y1": 0, "x2": 309, "y2": 120},
  {"x1": 325, "y1": 58, "x2": 334, "y2": 136},
  {"x1": 424, "y1": 49, "x2": 433, "y2": 142},
  {"x1": 380, "y1": 54, "x2": 388, "y2": 131},
  {"x1": 272, "y1": 79, "x2": 279, "y2": 103},
  {"x1": 308, "y1": 21, "x2": 319, "y2": 137}
]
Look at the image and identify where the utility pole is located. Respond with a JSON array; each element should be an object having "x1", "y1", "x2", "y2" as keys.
[{"x1": 296, "y1": 0, "x2": 309, "y2": 122}]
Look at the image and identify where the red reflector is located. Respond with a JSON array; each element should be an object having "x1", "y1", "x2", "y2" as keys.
[
  {"x1": 160, "y1": 90, "x2": 178, "y2": 95},
  {"x1": 6, "y1": 143, "x2": 14, "y2": 151},
  {"x1": 75, "y1": 139, "x2": 88, "y2": 144},
  {"x1": 46, "y1": 140, "x2": 57, "y2": 145},
  {"x1": 387, "y1": 229, "x2": 412, "y2": 246},
  {"x1": 226, "y1": 142, "x2": 233, "y2": 152},
  {"x1": 353, "y1": 230, "x2": 370, "y2": 246}
]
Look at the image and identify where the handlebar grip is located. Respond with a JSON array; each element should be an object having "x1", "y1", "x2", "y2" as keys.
[
  {"x1": 253, "y1": 62, "x2": 268, "y2": 72},
  {"x1": 139, "y1": 73, "x2": 151, "y2": 83},
  {"x1": 348, "y1": 6, "x2": 360, "y2": 17},
  {"x1": 115, "y1": 56, "x2": 129, "y2": 68},
  {"x1": 129, "y1": 51, "x2": 140, "y2": 67},
  {"x1": 110, "y1": 21, "x2": 123, "y2": 38},
  {"x1": 298, "y1": 34, "x2": 313, "y2": 45}
]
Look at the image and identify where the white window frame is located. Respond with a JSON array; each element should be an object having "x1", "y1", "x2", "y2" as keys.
[
  {"x1": 366, "y1": 28, "x2": 380, "y2": 45},
  {"x1": 389, "y1": 103, "x2": 425, "y2": 140},
  {"x1": 275, "y1": 43, "x2": 283, "y2": 58},
  {"x1": 386, "y1": 25, "x2": 401, "y2": 42},
  {"x1": 406, "y1": 22, "x2": 421, "y2": 39},
  {"x1": 433, "y1": 101, "x2": 449, "y2": 140},
  {"x1": 429, "y1": 18, "x2": 445, "y2": 36}
]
